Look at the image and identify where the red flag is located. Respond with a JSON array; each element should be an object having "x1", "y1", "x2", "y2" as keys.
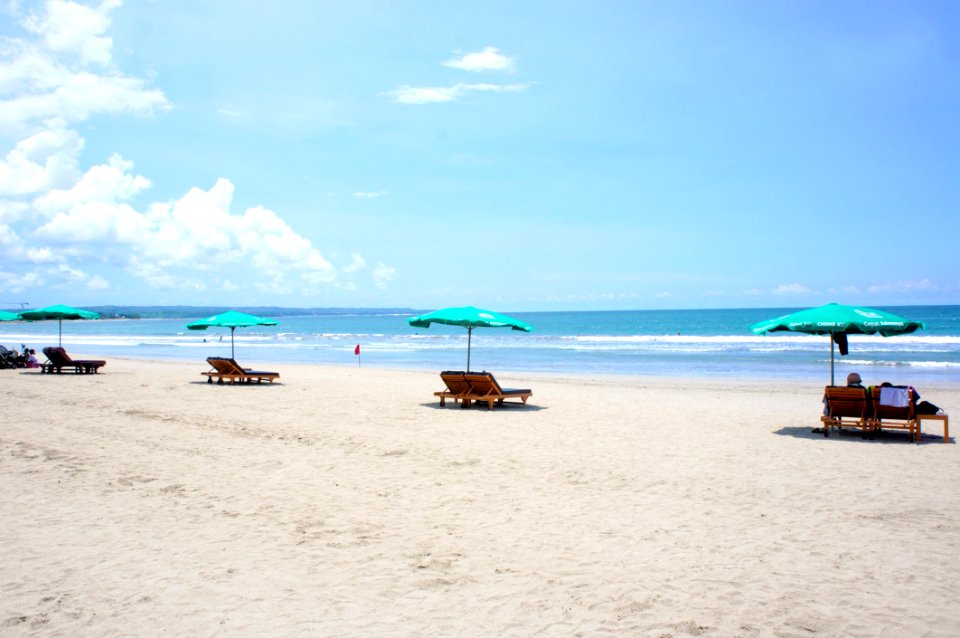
[{"x1": 354, "y1": 344, "x2": 360, "y2": 356}]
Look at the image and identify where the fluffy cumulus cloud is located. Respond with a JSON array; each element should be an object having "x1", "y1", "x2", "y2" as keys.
[
  {"x1": 0, "y1": 1, "x2": 169, "y2": 135},
  {"x1": 30, "y1": 170, "x2": 339, "y2": 294},
  {"x1": 0, "y1": 125, "x2": 84, "y2": 196},
  {"x1": 443, "y1": 47, "x2": 516, "y2": 73},
  {"x1": 24, "y1": 0, "x2": 120, "y2": 66},
  {"x1": 385, "y1": 46, "x2": 527, "y2": 105},
  {"x1": 0, "y1": 0, "x2": 394, "y2": 298}
]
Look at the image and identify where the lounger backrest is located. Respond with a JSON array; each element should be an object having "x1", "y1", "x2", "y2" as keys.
[
  {"x1": 43, "y1": 347, "x2": 72, "y2": 365},
  {"x1": 823, "y1": 386, "x2": 869, "y2": 418},
  {"x1": 439, "y1": 371, "x2": 470, "y2": 394},
  {"x1": 872, "y1": 386, "x2": 914, "y2": 420},
  {"x1": 207, "y1": 357, "x2": 244, "y2": 375},
  {"x1": 464, "y1": 372, "x2": 501, "y2": 396}
]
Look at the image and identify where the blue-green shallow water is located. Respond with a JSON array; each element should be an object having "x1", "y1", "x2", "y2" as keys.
[{"x1": 1, "y1": 306, "x2": 957, "y2": 384}]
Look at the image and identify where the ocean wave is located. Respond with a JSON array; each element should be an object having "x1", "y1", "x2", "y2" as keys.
[
  {"x1": 833, "y1": 358, "x2": 960, "y2": 369},
  {"x1": 566, "y1": 334, "x2": 960, "y2": 345}
]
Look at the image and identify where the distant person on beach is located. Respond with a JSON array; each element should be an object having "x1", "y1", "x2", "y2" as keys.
[{"x1": 25, "y1": 349, "x2": 39, "y2": 368}]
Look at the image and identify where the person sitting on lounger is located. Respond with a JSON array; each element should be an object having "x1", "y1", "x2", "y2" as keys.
[
  {"x1": 822, "y1": 371, "x2": 866, "y2": 419},
  {"x1": 874, "y1": 381, "x2": 920, "y2": 405}
]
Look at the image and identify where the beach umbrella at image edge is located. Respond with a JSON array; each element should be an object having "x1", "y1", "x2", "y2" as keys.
[
  {"x1": 186, "y1": 310, "x2": 279, "y2": 359},
  {"x1": 0, "y1": 310, "x2": 19, "y2": 321},
  {"x1": 18, "y1": 304, "x2": 101, "y2": 347},
  {"x1": 407, "y1": 306, "x2": 533, "y2": 372},
  {"x1": 749, "y1": 303, "x2": 924, "y2": 385}
]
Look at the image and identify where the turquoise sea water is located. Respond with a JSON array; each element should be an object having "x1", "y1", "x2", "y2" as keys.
[{"x1": 1, "y1": 306, "x2": 957, "y2": 384}]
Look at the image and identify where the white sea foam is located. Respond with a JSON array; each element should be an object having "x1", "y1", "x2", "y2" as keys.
[
  {"x1": 2, "y1": 309, "x2": 957, "y2": 382},
  {"x1": 568, "y1": 334, "x2": 960, "y2": 345}
]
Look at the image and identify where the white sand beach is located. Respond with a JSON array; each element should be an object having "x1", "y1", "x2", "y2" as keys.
[{"x1": 1, "y1": 358, "x2": 957, "y2": 637}]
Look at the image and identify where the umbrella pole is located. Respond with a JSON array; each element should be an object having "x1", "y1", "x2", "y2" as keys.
[
  {"x1": 59, "y1": 319, "x2": 62, "y2": 347},
  {"x1": 231, "y1": 327, "x2": 236, "y2": 359},
  {"x1": 467, "y1": 326, "x2": 472, "y2": 372},
  {"x1": 830, "y1": 336, "x2": 835, "y2": 386}
]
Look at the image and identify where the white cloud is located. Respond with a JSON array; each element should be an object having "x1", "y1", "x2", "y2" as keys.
[
  {"x1": 34, "y1": 152, "x2": 149, "y2": 214},
  {"x1": 773, "y1": 283, "x2": 812, "y2": 295},
  {"x1": 384, "y1": 82, "x2": 529, "y2": 105},
  {"x1": 443, "y1": 47, "x2": 516, "y2": 73},
  {"x1": 354, "y1": 191, "x2": 386, "y2": 199},
  {"x1": 0, "y1": 1, "x2": 382, "y2": 300},
  {"x1": 51, "y1": 262, "x2": 109, "y2": 290},
  {"x1": 0, "y1": 125, "x2": 84, "y2": 196},
  {"x1": 384, "y1": 85, "x2": 459, "y2": 104},
  {"x1": 0, "y1": 268, "x2": 43, "y2": 292},
  {"x1": 825, "y1": 285, "x2": 863, "y2": 297},
  {"x1": 867, "y1": 279, "x2": 937, "y2": 294},
  {"x1": 372, "y1": 262, "x2": 396, "y2": 289},
  {"x1": 0, "y1": 0, "x2": 170, "y2": 135},
  {"x1": 342, "y1": 253, "x2": 366, "y2": 273},
  {"x1": 33, "y1": 174, "x2": 336, "y2": 292},
  {"x1": 0, "y1": 200, "x2": 30, "y2": 224},
  {"x1": 0, "y1": 68, "x2": 170, "y2": 133},
  {"x1": 386, "y1": 47, "x2": 526, "y2": 104},
  {"x1": 24, "y1": 0, "x2": 121, "y2": 66},
  {"x1": 0, "y1": 223, "x2": 57, "y2": 264}
]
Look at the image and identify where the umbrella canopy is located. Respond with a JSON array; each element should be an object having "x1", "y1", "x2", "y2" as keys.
[
  {"x1": 0, "y1": 310, "x2": 19, "y2": 321},
  {"x1": 407, "y1": 306, "x2": 533, "y2": 372},
  {"x1": 18, "y1": 304, "x2": 101, "y2": 347},
  {"x1": 186, "y1": 310, "x2": 278, "y2": 359},
  {"x1": 750, "y1": 303, "x2": 924, "y2": 384}
]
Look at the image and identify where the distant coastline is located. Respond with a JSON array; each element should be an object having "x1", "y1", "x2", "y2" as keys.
[
  {"x1": 58, "y1": 305, "x2": 425, "y2": 320},
  {"x1": 5, "y1": 303, "x2": 955, "y2": 321}
]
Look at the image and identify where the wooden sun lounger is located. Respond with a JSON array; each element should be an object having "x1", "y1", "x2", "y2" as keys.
[
  {"x1": 40, "y1": 346, "x2": 106, "y2": 374},
  {"x1": 820, "y1": 386, "x2": 870, "y2": 438},
  {"x1": 870, "y1": 386, "x2": 919, "y2": 442},
  {"x1": 461, "y1": 372, "x2": 532, "y2": 410},
  {"x1": 202, "y1": 357, "x2": 279, "y2": 385},
  {"x1": 434, "y1": 371, "x2": 471, "y2": 406}
]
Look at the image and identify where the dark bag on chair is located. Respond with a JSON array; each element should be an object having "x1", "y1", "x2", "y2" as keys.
[{"x1": 916, "y1": 400, "x2": 941, "y2": 415}]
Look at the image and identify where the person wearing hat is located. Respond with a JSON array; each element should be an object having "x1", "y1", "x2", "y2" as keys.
[{"x1": 820, "y1": 371, "x2": 866, "y2": 423}]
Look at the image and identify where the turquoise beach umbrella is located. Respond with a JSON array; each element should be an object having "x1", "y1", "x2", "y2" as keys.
[
  {"x1": 408, "y1": 306, "x2": 533, "y2": 372},
  {"x1": 750, "y1": 303, "x2": 924, "y2": 385},
  {"x1": 186, "y1": 310, "x2": 279, "y2": 359},
  {"x1": 0, "y1": 310, "x2": 19, "y2": 321},
  {"x1": 19, "y1": 304, "x2": 101, "y2": 347}
]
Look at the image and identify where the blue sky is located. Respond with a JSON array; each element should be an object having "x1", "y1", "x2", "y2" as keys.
[{"x1": 0, "y1": 0, "x2": 957, "y2": 312}]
